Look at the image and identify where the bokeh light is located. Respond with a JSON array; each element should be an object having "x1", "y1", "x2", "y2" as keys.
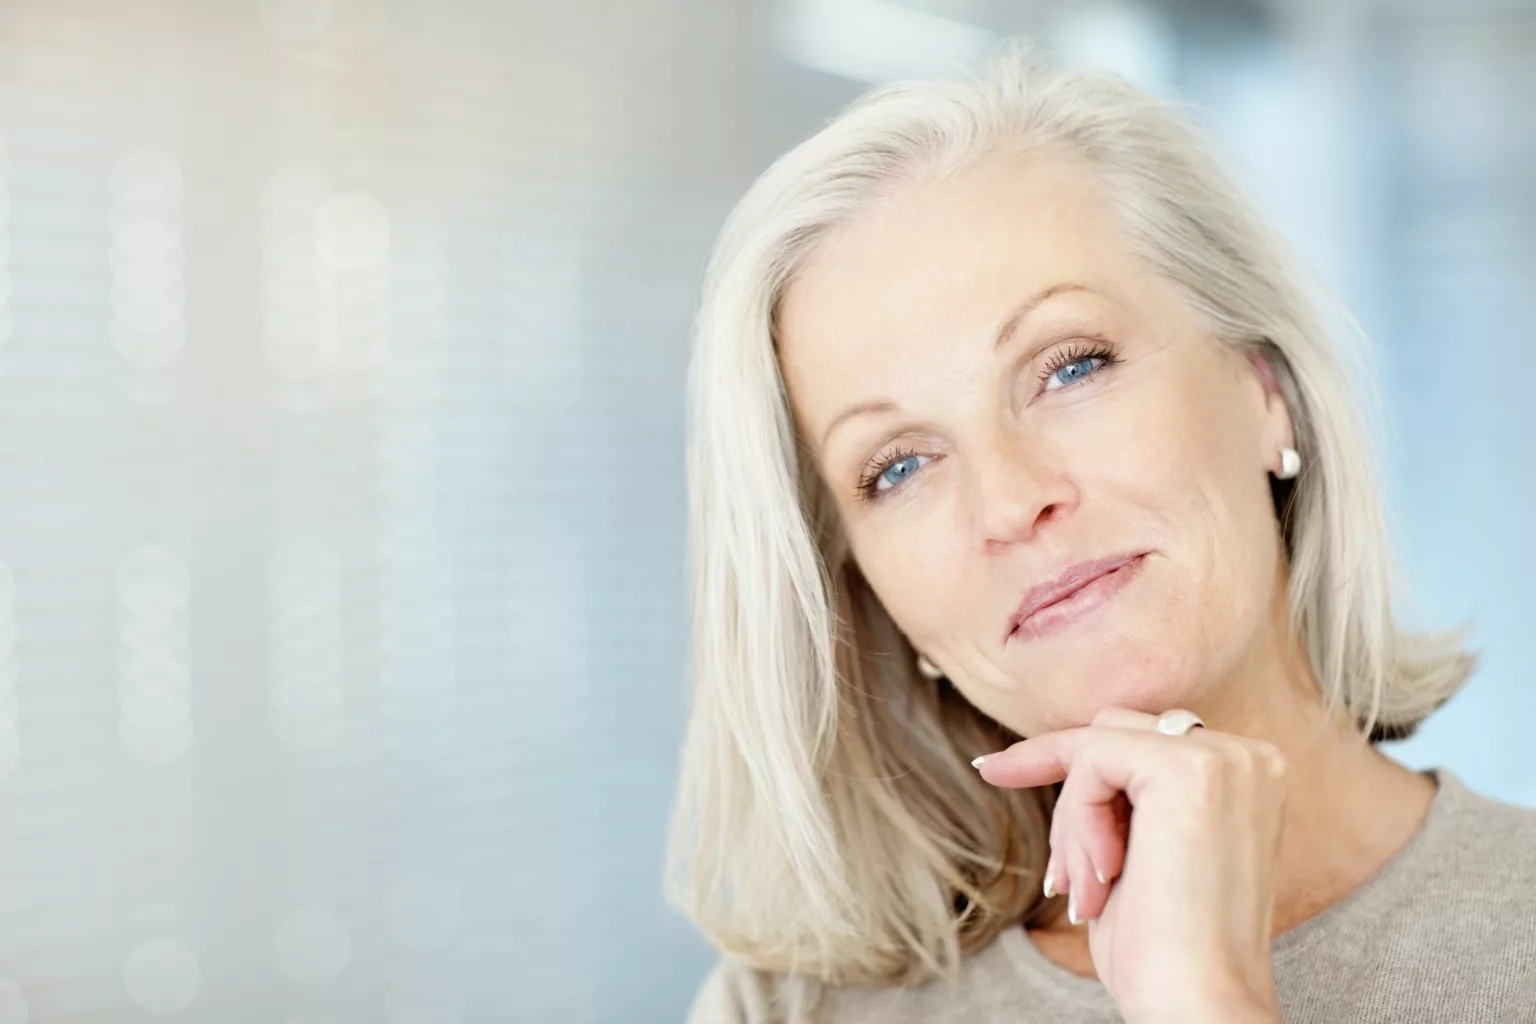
[
  {"x1": 109, "y1": 148, "x2": 185, "y2": 381},
  {"x1": 123, "y1": 936, "x2": 201, "y2": 1015},
  {"x1": 272, "y1": 906, "x2": 353, "y2": 986},
  {"x1": 116, "y1": 546, "x2": 193, "y2": 765},
  {"x1": 0, "y1": 978, "x2": 27, "y2": 1024},
  {"x1": 268, "y1": 538, "x2": 346, "y2": 750},
  {"x1": 384, "y1": 874, "x2": 463, "y2": 952}
]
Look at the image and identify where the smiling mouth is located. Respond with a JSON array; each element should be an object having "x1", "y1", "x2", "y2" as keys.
[{"x1": 1007, "y1": 553, "x2": 1148, "y2": 643}]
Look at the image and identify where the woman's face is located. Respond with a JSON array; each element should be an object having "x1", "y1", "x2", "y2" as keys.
[{"x1": 776, "y1": 150, "x2": 1296, "y2": 737}]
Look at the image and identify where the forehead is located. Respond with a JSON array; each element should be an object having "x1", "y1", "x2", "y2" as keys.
[{"x1": 775, "y1": 149, "x2": 1146, "y2": 415}]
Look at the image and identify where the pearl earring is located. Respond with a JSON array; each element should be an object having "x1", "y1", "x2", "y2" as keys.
[
  {"x1": 916, "y1": 654, "x2": 944, "y2": 680},
  {"x1": 1276, "y1": 446, "x2": 1301, "y2": 480}
]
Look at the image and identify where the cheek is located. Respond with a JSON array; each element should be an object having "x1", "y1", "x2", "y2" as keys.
[
  {"x1": 846, "y1": 510, "x2": 967, "y2": 649},
  {"x1": 1141, "y1": 397, "x2": 1283, "y2": 670},
  {"x1": 1059, "y1": 367, "x2": 1280, "y2": 675},
  {"x1": 1160, "y1": 476, "x2": 1277, "y2": 665},
  {"x1": 1113, "y1": 354, "x2": 1274, "y2": 555}
]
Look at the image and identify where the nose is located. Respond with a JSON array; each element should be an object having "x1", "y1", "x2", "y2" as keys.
[{"x1": 967, "y1": 430, "x2": 1078, "y2": 551}]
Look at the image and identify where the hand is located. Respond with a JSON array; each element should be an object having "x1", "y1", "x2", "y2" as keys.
[{"x1": 974, "y1": 707, "x2": 1289, "y2": 1024}]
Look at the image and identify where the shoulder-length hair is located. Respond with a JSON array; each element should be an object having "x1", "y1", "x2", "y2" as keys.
[{"x1": 664, "y1": 37, "x2": 1475, "y2": 989}]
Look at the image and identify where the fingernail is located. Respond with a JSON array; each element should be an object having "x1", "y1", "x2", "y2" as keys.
[
  {"x1": 1043, "y1": 865, "x2": 1055, "y2": 899},
  {"x1": 1095, "y1": 866, "x2": 1107, "y2": 885},
  {"x1": 970, "y1": 754, "x2": 986, "y2": 767},
  {"x1": 1068, "y1": 892, "x2": 1081, "y2": 926}
]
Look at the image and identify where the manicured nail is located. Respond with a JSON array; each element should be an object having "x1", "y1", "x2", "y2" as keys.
[
  {"x1": 1095, "y1": 866, "x2": 1107, "y2": 885},
  {"x1": 971, "y1": 754, "x2": 986, "y2": 767},
  {"x1": 1043, "y1": 865, "x2": 1055, "y2": 899},
  {"x1": 1068, "y1": 892, "x2": 1081, "y2": 926}
]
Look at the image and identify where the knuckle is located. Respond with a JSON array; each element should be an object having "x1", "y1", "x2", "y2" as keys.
[
  {"x1": 1181, "y1": 744, "x2": 1224, "y2": 785},
  {"x1": 1229, "y1": 742, "x2": 1265, "y2": 776},
  {"x1": 1226, "y1": 738, "x2": 1289, "y2": 783},
  {"x1": 1256, "y1": 742, "x2": 1290, "y2": 783}
]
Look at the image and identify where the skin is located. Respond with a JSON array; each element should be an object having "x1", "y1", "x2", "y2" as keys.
[{"x1": 775, "y1": 148, "x2": 1437, "y2": 1023}]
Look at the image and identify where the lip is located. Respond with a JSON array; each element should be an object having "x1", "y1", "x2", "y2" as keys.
[{"x1": 1005, "y1": 551, "x2": 1148, "y2": 643}]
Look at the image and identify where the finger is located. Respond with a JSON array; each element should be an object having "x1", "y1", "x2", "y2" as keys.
[
  {"x1": 984, "y1": 725, "x2": 1227, "y2": 919},
  {"x1": 1067, "y1": 840, "x2": 1095, "y2": 925},
  {"x1": 976, "y1": 706, "x2": 1206, "y2": 788},
  {"x1": 1076, "y1": 709, "x2": 1167, "y2": 891},
  {"x1": 1043, "y1": 713, "x2": 1156, "y2": 914},
  {"x1": 1057, "y1": 739, "x2": 1156, "y2": 925},
  {"x1": 973, "y1": 726, "x2": 1086, "y2": 788},
  {"x1": 989, "y1": 718, "x2": 1221, "y2": 920},
  {"x1": 1073, "y1": 786, "x2": 1128, "y2": 894},
  {"x1": 1089, "y1": 706, "x2": 1163, "y2": 731},
  {"x1": 1047, "y1": 789, "x2": 1067, "y2": 897},
  {"x1": 1042, "y1": 844, "x2": 1060, "y2": 899},
  {"x1": 974, "y1": 723, "x2": 1210, "y2": 796},
  {"x1": 1004, "y1": 718, "x2": 1161, "y2": 910},
  {"x1": 1082, "y1": 707, "x2": 1165, "y2": 883},
  {"x1": 1046, "y1": 797, "x2": 1075, "y2": 906},
  {"x1": 1053, "y1": 753, "x2": 1125, "y2": 918}
]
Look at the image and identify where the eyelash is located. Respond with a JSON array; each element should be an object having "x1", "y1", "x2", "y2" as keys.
[
  {"x1": 1037, "y1": 339, "x2": 1118, "y2": 390},
  {"x1": 852, "y1": 339, "x2": 1120, "y2": 503}
]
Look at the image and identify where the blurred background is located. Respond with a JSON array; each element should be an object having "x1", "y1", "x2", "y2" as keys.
[{"x1": 0, "y1": 0, "x2": 1530, "y2": 1021}]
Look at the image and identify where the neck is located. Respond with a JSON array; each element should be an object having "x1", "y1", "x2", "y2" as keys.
[{"x1": 1171, "y1": 582, "x2": 1437, "y2": 936}]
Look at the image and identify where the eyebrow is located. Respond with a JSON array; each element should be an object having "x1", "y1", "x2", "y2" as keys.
[{"x1": 817, "y1": 281, "x2": 1096, "y2": 452}]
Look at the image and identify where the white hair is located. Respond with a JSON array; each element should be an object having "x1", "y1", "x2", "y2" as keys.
[{"x1": 664, "y1": 37, "x2": 1475, "y2": 989}]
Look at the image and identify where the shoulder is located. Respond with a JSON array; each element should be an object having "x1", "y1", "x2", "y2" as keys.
[
  {"x1": 1277, "y1": 770, "x2": 1536, "y2": 1021},
  {"x1": 1403, "y1": 768, "x2": 1536, "y2": 962},
  {"x1": 1379, "y1": 769, "x2": 1536, "y2": 1016},
  {"x1": 684, "y1": 950, "x2": 1000, "y2": 1024},
  {"x1": 1431, "y1": 768, "x2": 1536, "y2": 884},
  {"x1": 685, "y1": 955, "x2": 829, "y2": 1024}
]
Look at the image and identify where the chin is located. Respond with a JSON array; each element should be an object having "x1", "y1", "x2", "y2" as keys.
[
  {"x1": 1032, "y1": 636, "x2": 1208, "y2": 729},
  {"x1": 1067, "y1": 680, "x2": 1190, "y2": 725}
]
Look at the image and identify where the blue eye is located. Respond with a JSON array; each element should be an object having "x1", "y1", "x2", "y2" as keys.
[
  {"x1": 877, "y1": 453, "x2": 928, "y2": 491},
  {"x1": 1038, "y1": 341, "x2": 1118, "y2": 392},
  {"x1": 857, "y1": 447, "x2": 932, "y2": 501},
  {"x1": 1046, "y1": 356, "x2": 1102, "y2": 390}
]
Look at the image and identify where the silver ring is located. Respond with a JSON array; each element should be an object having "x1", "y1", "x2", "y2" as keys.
[{"x1": 1154, "y1": 709, "x2": 1206, "y2": 736}]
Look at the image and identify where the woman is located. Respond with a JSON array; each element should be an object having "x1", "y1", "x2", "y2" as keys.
[{"x1": 667, "y1": 40, "x2": 1536, "y2": 1023}]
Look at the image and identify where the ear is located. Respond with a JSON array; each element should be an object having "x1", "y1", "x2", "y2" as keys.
[{"x1": 1245, "y1": 350, "x2": 1296, "y2": 472}]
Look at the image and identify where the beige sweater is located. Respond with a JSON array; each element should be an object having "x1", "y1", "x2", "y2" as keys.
[{"x1": 687, "y1": 767, "x2": 1536, "y2": 1023}]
